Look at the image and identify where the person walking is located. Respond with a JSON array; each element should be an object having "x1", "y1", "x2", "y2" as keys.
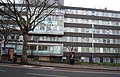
[{"x1": 13, "y1": 53, "x2": 17, "y2": 63}]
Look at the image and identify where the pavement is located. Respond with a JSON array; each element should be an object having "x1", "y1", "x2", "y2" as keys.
[
  {"x1": 28, "y1": 61, "x2": 120, "y2": 71},
  {"x1": 1, "y1": 59, "x2": 120, "y2": 71}
]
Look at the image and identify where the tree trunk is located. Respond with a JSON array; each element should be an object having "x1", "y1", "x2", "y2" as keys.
[
  {"x1": 3, "y1": 36, "x2": 7, "y2": 48},
  {"x1": 21, "y1": 33, "x2": 29, "y2": 64}
]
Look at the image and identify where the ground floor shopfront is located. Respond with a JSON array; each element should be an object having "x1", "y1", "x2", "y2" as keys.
[
  {"x1": 1, "y1": 43, "x2": 120, "y2": 63},
  {"x1": 63, "y1": 52, "x2": 120, "y2": 63}
]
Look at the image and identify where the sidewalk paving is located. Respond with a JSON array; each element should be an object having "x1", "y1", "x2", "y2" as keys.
[
  {"x1": 1, "y1": 59, "x2": 120, "y2": 71},
  {"x1": 28, "y1": 61, "x2": 120, "y2": 71}
]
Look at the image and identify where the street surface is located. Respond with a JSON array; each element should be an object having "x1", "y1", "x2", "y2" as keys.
[{"x1": 0, "y1": 63, "x2": 120, "y2": 77}]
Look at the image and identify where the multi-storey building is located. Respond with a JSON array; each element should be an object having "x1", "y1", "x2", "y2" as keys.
[
  {"x1": 0, "y1": 1, "x2": 120, "y2": 63},
  {"x1": 62, "y1": 6, "x2": 120, "y2": 63}
]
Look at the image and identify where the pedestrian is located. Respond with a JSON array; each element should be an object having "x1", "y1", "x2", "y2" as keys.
[{"x1": 13, "y1": 53, "x2": 17, "y2": 63}]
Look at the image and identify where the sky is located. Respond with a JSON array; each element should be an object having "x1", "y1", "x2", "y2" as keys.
[{"x1": 64, "y1": 0, "x2": 120, "y2": 11}]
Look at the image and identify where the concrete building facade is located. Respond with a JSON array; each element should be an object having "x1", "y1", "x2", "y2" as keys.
[{"x1": 0, "y1": 0, "x2": 120, "y2": 63}]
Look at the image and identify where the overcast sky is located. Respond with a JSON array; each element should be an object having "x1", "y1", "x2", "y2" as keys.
[{"x1": 64, "y1": 0, "x2": 120, "y2": 11}]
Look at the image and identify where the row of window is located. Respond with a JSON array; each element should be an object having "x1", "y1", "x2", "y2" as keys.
[
  {"x1": 41, "y1": 15, "x2": 64, "y2": 26},
  {"x1": 0, "y1": 14, "x2": 64, "y2": 28},
  {"x1": 9, "y1": 35, "x2": 120, "y2": 44},
  {"x1": 63, "y1": 9, "x2": 120, "y2": 18},
  {"x1": 34, "y1": 24, "x2": 64, "y2": 31},
  {"x1": 77, "y1": 57, "x2": 120, "y2": 63},
  {"x1": 29, "y1": 36, "x2": 62, "y2": 41},
  {"x1": 63, "y1": 37, "x2": 120, "y2": 44},
  {"x1": 27, "y1": 36, "x2": 120, "y2": 44},
  {"x1": 5, "y1": 43, "x2": 120, "y2": 54},
  {"x1": 64, "y1": 18, "x2": 120, "y2": 26},
  {"x1": 65, "y1": 27, "x2": 120, "y2": 35},
  {"x1": 6, "y1": 44, "x2": 62, "y2": 54},
  {"x1": 1, "y1": 4, "x2": 120, "y2": 18},
  {"x1": 64, "y1": 47, "x2": 120, "y2": 53},
  {"x1": 29, "y1": 45, "x2": 61, "y2": 52}
]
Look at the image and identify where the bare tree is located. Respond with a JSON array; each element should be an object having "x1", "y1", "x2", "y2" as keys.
[
  {"x1": 67, "y1": 46, "x2": 78, "y2": 52},
  {"x1": 0, "y1": 0, "x2": 55, "y2": 64},
  {"x1": 66, "y1": 41, "x2": 78, "y2": 52}
]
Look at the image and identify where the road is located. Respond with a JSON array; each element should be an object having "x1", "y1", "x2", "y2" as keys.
[{"x1": 0, "y1": 63, "x2": 120, "y2": 77}]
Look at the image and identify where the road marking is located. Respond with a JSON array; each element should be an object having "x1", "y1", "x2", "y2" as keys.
[
  {"x1": 26, "y1": 72, "x2": 68, "y2": 77},
  {"x1": 51, "y1": 69, "x2": 120, "y2": 75},
  {"x1": 40, "y1": 67, "x2": 54, "y2": 69},
  {"x1": 0, "y1": 70, "x2": 6, "y2": 72},
  {"x1": 24, "y1": 65, "x2": 33, "y2": 68}
]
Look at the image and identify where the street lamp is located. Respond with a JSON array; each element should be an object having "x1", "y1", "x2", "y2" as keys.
[
  {"x1": 0, "y1": 43, "x2": 2, "y2": 61},
  {"x1": 91, "y1": 23, "x2": 95, "y2": 63}
]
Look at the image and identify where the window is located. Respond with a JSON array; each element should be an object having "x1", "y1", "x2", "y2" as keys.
[
  {"x1": 30, "y1": 45, "x2": 36, "y2": 50},
  {"x1": 38, "y1": 46, "x2": 42, "y2": 50},
  {"x1": 81, "y1": 28, "x2": 85, "y2": 33},
  {"x1": 78, "y1": 28, "x2": 81, "y2": 32},
  {"x1": 117, "y1": 14, "x2": 120, "y2": 18},
  {"x1": 0, "y1": 15, "x2": 3, "y2": 19},
  {"x1": 78, "y1": 37, "x2": 81, "y2": 42},
  {"x1": 16, "y1": 36, "x2": 19, "y2": 39},
  {"x1": 40, "y1": 36, "x2": 44, "y2": 40},
  {"x1": 38, "y1": 45, "x2": 47, "y2": 51},
  {"x1": 113, "y1": 39, "x2": 116, "y2": 44},
  {"x1": 102, "y1": 29, "x2": 105, "y2": 34},
  {"x1": 75, "y1": 10, "x2": 78, "y2": 14},
  {"x1": 86, "y1": 28, "x2": 89, "y2": 33},
  {"x1": 88, "y1": 11, "x2": 92, "y2": 15},
  {"x1": 11, "y1": 36, "x2": 15, "y2": 39},
  {"x1": 81, "y1": 47, "x2": 85, "y2": 52},
  {"x1": 103, "y1": 39, "x2": 106, "y2": 43},
  {"x1": 78, "y1": 10, "x2": 82, "y2": 14},
  {"x1": 84, "y1": 10, "x2": 88, "y2": 15},
  {"x1": 116, "y1": 22, "x2": 119, "y2": 26},
  {"x1": 86, "y1": 47, "x2": 89, "y2": 52},
  {"x1": 40, "y1": 26, "x2": 45, "y2": 30},
  {"x1": 92, "y1": 11, "x2": 95, "y2": 16},
  {"x1": 107, "y1": 39, "x2": 110, "y2": 43}
]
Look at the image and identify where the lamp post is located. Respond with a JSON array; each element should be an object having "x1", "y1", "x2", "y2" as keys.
[
  {"x1": 91, "y1": 23, "x2": 94, "y2": 63},
  {"x1": 0, "y1": 43, "x2": 2, "y2": 62}
]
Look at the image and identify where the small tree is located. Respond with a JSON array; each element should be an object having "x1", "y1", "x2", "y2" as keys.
[
  {"x1": 0, "y1": 0, "x2": 55, "y2": 64},
  {"x1": 66, "y1": 42, "x2": 78, "y2": 52}
]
